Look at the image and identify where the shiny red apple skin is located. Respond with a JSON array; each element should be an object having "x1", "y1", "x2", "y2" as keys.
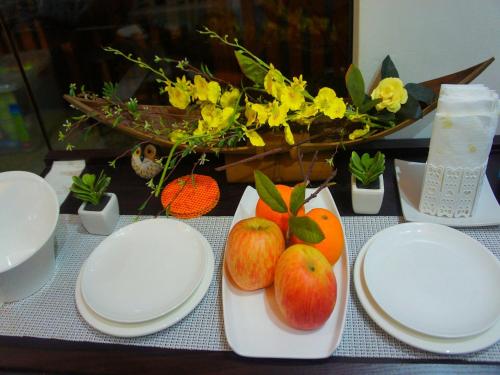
[
  {"x1": 225, "y1": 217, "x2": 285, "y2": 291},
  {"x1": 274, "y1": 244, "x2": 337, "y2": 330}
]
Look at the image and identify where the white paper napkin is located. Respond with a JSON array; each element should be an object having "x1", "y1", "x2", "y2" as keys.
[
  {"x1": 419, "y1": 84, "x2": 499, "y2": 218},
  {"x1": 427, "y1": 85, "x2": 499, "y2": 168},
  {"x1": 44, "y1": 160, "x2": 86, "y2": 205}
]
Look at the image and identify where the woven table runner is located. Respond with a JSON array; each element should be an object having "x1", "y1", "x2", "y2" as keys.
[{"x1": 1, "y1": 214, "x2": 499, "y2": 362}]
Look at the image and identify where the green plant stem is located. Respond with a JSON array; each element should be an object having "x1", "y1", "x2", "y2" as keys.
[
  {"x1": 155, "y1": 141, "x2": 181, "y2": 197},
  {"x1": 153, "y1": 131, "x2": 226, "y2": 197},
  {"x1": 200, "y1": 28, "x2": 315, "y2": 99},
  {"x1": 104, "y1": 47, "x2": 170, "y2": 82}
]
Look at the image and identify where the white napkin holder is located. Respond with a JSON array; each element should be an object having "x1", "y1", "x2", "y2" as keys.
[{"x1": 419, "y1": 84, "x2": 498, "y2": 218}]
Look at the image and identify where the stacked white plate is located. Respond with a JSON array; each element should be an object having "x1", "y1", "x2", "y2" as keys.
[
  {"x1": 354, "y1": 222, "x2": 500, "y2": 354},
  {"x1": 75, "y1": 218, "x2": 214, "y2": 337}
]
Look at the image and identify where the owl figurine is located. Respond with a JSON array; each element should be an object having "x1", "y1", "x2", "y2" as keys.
[{"x1": 131, "y1": 144, "x2": 163, "y2": 179}]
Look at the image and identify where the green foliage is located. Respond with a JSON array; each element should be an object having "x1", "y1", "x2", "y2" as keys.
[
  {"x1": 345, "y1": 64, "x2": 365, "y2": 108},
  {"x1": 69, "y1": 83, "x2": 77, "y2": 97},
  {"x1": 346, "y1": 65, "x2": 381, "y2": 114},
  {"x1": 254, "y1": 170, "x2": 324, "y2": 243},
  {"x1": 405, "y1": 83, "x2": 435, "y2": 105},
  {"x1": 381, "y1": 55, "x2": 399, "y2": 78},
  {"x1": 127, "y1": 97, "x2": 138, "y2": 113},
  {"x1": 398, "y1": 95, "x2": 422, "y2": 120},
  {"x1": 289, "y1": 183, "x2": 306, "y2": 216},
  {"x1": 102, "y1": 82, "x2": 119, "y2": 101},
  {"x1": 254, "y1": 170, "x2": 287, "y2": 213},
  {"x1": 288, "y1": 216, "x2": 325, "y2": 244},
  {"x1": 358, "y1": 98, "x2": 382, "y2": 114},
  {"x1": 349, "y1": 151, "x2": 385, "y2": 187},
  {"x1": 234, "y1": 51, "x2": 267, "y2": 85},
  {"x1": 70, "y1": 171, "x2": 111, "y2": 206}
]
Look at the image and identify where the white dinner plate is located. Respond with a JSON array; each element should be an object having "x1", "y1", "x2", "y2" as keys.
[
  {"x1": 363, "y1": 222, "x2": 500, "y2": 338},
  {"x1": 354, "y1": 233, "x2": 500, "y2": 354},
  {"x1": 75, "y1": 231, "x2": 214, "y2": 337},
  {"x1": 394, "y1": 159, "x2": 500, "y2": 227},
  {"x1": 222, "y1": 186, "x2": 349, "y2": 359},
  {"x1": 81, "y1": 219, "x2": 207, "y2": 323}
]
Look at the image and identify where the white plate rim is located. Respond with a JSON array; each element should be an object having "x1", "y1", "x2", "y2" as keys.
[
  {"x1": 394, "y1": 159, "x2": 500, "y2": 227},
  {"x1": 75, "y1": 228, "x2": 214, "y2": 338},
  {"x1": 80, "y1": 218, "x2": 207, "y2": 323},
  {"x1": 362, "y1": 222, "x2": 500, "y2": 338},
  {"x1": 354, "y1": 231, "x2": 500, "y2": 355},
  {"x1": 222, "y1": 186, "x2": 350, "y2": 359}
]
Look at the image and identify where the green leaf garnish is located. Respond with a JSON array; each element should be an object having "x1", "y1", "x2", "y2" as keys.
[
  {"x1": 289, "y1": 216, "x2": 325, "y2": 244},
  {"x1": 254, "y1": 170, "x2": 287, "y2": 213},
  {"x1": 290, "y1": 183, "x2": 306, "y2": 216}
]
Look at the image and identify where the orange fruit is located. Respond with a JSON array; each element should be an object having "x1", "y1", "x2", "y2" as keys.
[
  {"x1": 255, "y1": 184, "x2": 305, "y2": 237},
  {"x1": 290, "y1": 208, "x2": 344, "y2": 265}
]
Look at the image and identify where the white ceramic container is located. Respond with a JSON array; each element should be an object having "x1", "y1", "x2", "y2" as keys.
[
  {"x1": 78, "y1": 193, "x2": 119, "y2": 235},
  {"x1": 351, "y1": 174, "x2": 384, "y2": 214},
  {"x1": 0, "y1": 171, "x2": 59, "y2": 304}
]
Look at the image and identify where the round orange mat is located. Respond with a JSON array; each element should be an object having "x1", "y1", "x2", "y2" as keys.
[{"x1": 161, "y1": 174, "x2": 220, "y2": 219}]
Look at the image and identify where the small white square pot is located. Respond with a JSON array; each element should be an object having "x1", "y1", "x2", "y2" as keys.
[
  {"x1": 78, "y1": 193, "x2": 119, "y2": 235},
  {"x1": 351, "y1": 174, "x2": 384, "y2": 215}
]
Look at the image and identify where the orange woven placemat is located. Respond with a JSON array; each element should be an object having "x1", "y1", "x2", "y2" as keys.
[{"x1": 161, "y1": 174, "x2": 220, "y2": 219}]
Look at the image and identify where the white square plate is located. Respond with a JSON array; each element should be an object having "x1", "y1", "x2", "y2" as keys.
[
  {"x1": 394, "y1": 159, "x2": 500, "y2": 227},
  {"x1": 222, "y1": 186, "x2": 349, "y2": 359}
]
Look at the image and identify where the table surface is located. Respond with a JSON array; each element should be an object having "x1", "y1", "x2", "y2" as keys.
[{"x1": 1, "y1": 138, "x2": 500, "y2": 375}]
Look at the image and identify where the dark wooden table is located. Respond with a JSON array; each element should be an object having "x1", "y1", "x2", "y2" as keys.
[{"x1": 1, "y1": 139, "x2": 499, "y2": 375}]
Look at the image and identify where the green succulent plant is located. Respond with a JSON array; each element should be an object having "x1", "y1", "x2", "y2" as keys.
[
  {"x1": 70, "y1": 171, "x2": 111, "y2": 206},
  {"x1": 349, "y1": 151, "x2": 385, "y2": 188}
]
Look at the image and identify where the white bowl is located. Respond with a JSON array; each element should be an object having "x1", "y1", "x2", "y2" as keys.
[{"x1": 0, "y1": 171, "x2": 59, "y2": 303}]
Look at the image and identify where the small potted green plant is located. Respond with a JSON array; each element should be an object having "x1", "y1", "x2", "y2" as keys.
[
  {"x1": 71, "y1": 171, "x2": 119, "y2": 235},
  {"x1": 349, "y1": 151, "x2": 385, "y2": 214}
]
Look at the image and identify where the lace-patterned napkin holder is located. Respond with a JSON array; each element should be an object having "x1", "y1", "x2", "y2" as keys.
[{"x1": 419, "y1": 84, "x2": 499, "y2": 218}]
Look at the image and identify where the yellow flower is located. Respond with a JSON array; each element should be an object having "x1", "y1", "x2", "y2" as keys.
[
  {"x1": 221, "y1": 107, "x2": 237, "y2": 125},
  {"x1": 298, "y1": 103, "x2": 318, "y2": 118},
  {"x1": 291, "y1": 75, "x2": 307, "y2": 90},
  {"x1": 264, "y1": 64, "x2": 285, "y2": 98},
  {"x1": 268, "y1": 101, "x2": 288, "y2": 127},
  {"x1": 251, "y1": 103, "x2": 269, "y2": 125},
  {"x1": 207, "y1": 81, "x2": 221, "y2": 104},
  {"x1": 280, "y1": 85, "x2": 305, "y2": 111},
  {"x1": 193, "y1": 119, "x2": 208, "y2": 136},
  {"x1": 200, "y1": 103, "x2": 235, "y2": 131},
  {"x1": 175, "y1": 76, "x2": 191, "y2": 92},
  {"x1": 220, "y1": 88, "x2": 240, "y2": 109},
  {"x1": 166, "y1": 75, "x2": 192, "y2": 109},
  {"x1": 283, "y1": 124, "x2": 295, "y2": 145},
  {"x1": 371, "y1": 77, "x2": 408, "y2": 112},
  {"x1": 245, "y1": 129, "x2": 265, "y2": 146},
  {"x1": 314, "y1": 87, "x2": 346, "y2": 119},
  {"x1": 167, "y1": 86, "x2": 190, "y2": 109},
  {"x1": 193, "y1": 75, "x2": 209, "y2": 101},
  {"x1": 169, "y1": 129, "x2": 188, "y2": 143},
  {"x1": 245, "y1": 102, "x2": 257, "y2": 125},
  {"x1": 348, "y1": 124, "x2": 371, "y2": 140},
  {"x1": 294, "y1": 103, "x2": 318, "y2": 126}
]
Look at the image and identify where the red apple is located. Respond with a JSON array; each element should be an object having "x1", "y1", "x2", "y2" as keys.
[
  {"x1": 274, "y1": 244, "x2": 337, "y2": 330},
  {"x1": 225, "y1": 217, "x2": 285, "y2": 291}
]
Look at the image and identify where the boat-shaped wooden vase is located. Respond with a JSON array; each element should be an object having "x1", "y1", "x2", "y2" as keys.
[{"x1": 64, "y1": 58, "x2": 494, "y2": 182}]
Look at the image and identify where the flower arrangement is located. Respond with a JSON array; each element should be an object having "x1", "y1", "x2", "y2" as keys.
[{"x1": 61, "y1": 27, "x2": 435, "y2": 202}]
